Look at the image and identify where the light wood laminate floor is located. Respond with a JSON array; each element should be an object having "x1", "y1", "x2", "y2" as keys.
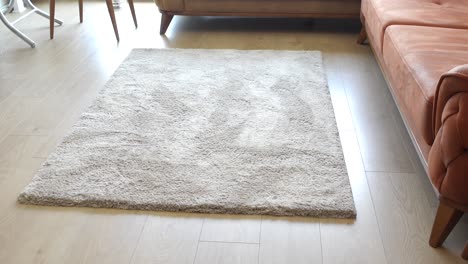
[{"x1": 0, "y1": 1, "x2": 467, "y2": 263}]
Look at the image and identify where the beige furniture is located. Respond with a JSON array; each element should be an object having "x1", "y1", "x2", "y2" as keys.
[{"x1": 154, "y1": 0, "x2": 361, "y2": 34}]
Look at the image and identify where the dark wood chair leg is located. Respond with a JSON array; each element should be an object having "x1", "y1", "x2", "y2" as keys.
[
  {"x1": 429, "y1": 202, "x2": 464, "y2": 248},
  {"x1": 357, "y1": 26, "x2": 367, "y2": 45},
  {"x1": 49, "y1": 0, "x2": 55, "y2": 39},
  {"x1": 128, "y1": 0, "x2": 137, "y2": 28},
  {"x1": 160, "y1": 13, "x2": 173, "y2": 35},
  {"x1": 105, "y1": 0, "x2": 120, "y2": 42},
  {"x1": 79, "y1": 0, "x2": 83, "y2": 23}
]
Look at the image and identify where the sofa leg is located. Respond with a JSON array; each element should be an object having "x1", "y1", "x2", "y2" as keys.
[
  {"x1": 462, "y1": 243, "x2": 468, "y2": 260},
  {"x1": 160, "y1": 13, "x2": 174, "y2": 35},
  {"x1": 429, "y1": 202, "x2": 463, "y2": 248},
  {"x1": 357, "y1": 26, "x2": 367, "y2": 45}
]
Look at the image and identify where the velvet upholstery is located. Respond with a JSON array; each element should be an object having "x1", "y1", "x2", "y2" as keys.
[
  {"x1": 429, "y1": 65, "x2": 468, "y2": 205},
  {"x1": 362, "y1": 0, "x2": 468, "y2": 54},
  {"x1": 382, "y1": 26, "x2": 468, "y2": 149}
]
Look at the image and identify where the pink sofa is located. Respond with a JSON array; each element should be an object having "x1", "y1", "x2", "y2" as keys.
[{"x1": 359, "y1": 0, "x2": 468, "y2": 259}]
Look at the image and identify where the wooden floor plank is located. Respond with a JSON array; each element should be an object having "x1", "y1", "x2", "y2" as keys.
[
  {"x1": 200, "y1": 215, "x2": 262, "y2": 243},
  {"x1": 194, "y1": 242, "x2": 259, "y2": 264},
  {"x1": 259, "y1": 216, "x2": 322, "y2": 264},
  {"x1": 130, "y1": 213, "x2": 203, "y2": 264},
  {"x1": 321, "y1": 53, "x2": 387, "y2": 263},
  {"x1": 0, "y1": 97, "x2": 43, "y2": 141},
  {"x1": 367, "y1": 171, "x2": 466, "y2": 264},
  {"x1": 320, "y1": 131, "x2": 388, "y2": 264}
]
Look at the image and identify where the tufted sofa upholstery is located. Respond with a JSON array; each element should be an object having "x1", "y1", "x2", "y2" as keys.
[
  {"x1": 359, "y1": 0, "x2": 468, "y2": 259},
  {"x1": 154, "y1": 0, "x2": 361, "y2": 34},
  {"x1": 429, "y1": 65, "x2": 468, "y2": 205}
]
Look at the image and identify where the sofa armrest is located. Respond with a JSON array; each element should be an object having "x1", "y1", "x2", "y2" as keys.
[
  {"x1": 428, "y1": 65, "x2": 468, "y2": 206},
  {"x1": 433, "y1": 65, "x2": 468, "y2": 133}
]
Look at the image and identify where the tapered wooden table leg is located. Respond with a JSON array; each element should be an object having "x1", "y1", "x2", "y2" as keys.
[
  {"x1": 49, "y1": 0, "x2": 55, "y2": 39},
  {"x1": 128, "y1": 0, "x2": 137, "y2": 28},
  {"x1": 79, "y1": 0, "x2": 83, "y2": 23},
  {"x1": 105, "y1": 0, "x2": 119, "y2": 42}
]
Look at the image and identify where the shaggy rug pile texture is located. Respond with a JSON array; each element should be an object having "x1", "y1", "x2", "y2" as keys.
[{"x1": 18, "y1": 49, "x2": 356, "y2": 218}]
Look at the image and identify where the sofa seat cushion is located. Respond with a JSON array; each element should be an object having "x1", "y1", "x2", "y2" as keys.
[
  {"x1": 363, "y1": 0, "x2": 468, "y2": 54},
  {"x1": 382, "y1": 25, "x2": 468, "y2": 151}
]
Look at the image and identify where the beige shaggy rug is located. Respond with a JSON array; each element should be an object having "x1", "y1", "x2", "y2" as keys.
[{"x1": 18, "y1": 49, "x2": 356, "y2": 218}]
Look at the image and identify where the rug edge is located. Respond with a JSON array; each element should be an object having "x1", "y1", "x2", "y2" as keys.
[{"x1": 17, "y1": 193, "x2": 356, "y2": 219}]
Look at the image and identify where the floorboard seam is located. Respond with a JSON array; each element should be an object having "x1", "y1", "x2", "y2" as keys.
[
  {"x1": 127, "y1": 215, "x2": 149, "y2": 264},
  {"x1": 192, "y1": 218, "x2": 205, "y2": 264}
]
